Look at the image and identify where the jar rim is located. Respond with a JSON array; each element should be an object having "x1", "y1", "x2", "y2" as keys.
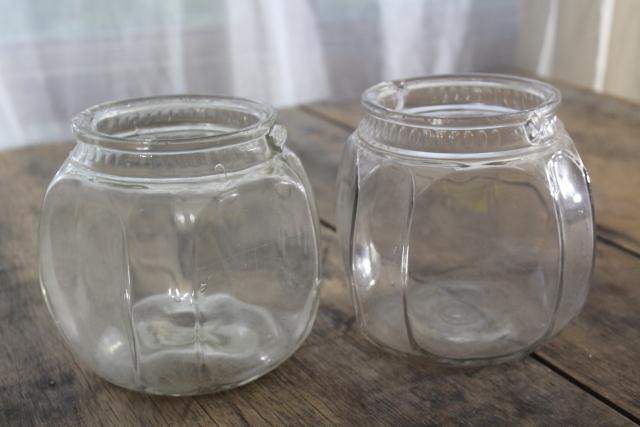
[
  {"x1": 71, "y1": 95, "x2": 277, "y2": 151},
  {"x1": 361, "y1": 73, "x2": 561, "y2": 129}
]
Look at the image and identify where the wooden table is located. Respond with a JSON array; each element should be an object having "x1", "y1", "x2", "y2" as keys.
[{"x1": 1, "y1": 82, "x2": 639, "y2": 426}]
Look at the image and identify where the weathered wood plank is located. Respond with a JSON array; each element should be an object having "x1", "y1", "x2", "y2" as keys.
[
  {"x1": 299, "y1": 99, "x2": 640, "y2": 419},
  {"x1": 0, "y1": 136, "x2": 635, "y2": 425},
  {"x1": 537, "y1": 241, "x2": 640, "y2": 418},
  {"x1": 558, "y1": 87, "x2": 640, "y2": 255}
]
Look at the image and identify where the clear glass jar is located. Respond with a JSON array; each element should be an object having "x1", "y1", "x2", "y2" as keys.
[
  {"x1": 336, "y1": 75, "x2": 594, "y2": 365},
  {"x1": 39, "y1": 96, "x2": 321, "y2": 394}
]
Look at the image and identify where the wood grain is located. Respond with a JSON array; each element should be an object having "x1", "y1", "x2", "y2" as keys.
[
  {"x1": 539, "y1": 242, "x2": 640, "y2": 418},
  {"x1": 0, "y1": 100, "x2": 637, "y2": 425}
]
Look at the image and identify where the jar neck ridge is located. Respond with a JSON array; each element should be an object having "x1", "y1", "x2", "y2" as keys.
[
  {"x1": 69, "y1": 136, "x2": 282, "y2": 179},
  {"x1": 69, "y1": 95, "x2": 286, "y2": 178},
  {"x1": 359, "y1": 74, "x2": 563, "y2": 159}
]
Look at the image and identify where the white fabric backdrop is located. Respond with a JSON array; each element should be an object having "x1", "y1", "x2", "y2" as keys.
[{"x1": 0, "y1": 0, "x2": 518, "y2": 149}]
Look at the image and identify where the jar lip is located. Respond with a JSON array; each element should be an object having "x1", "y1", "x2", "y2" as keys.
[
  {"x1": 71, "y1": 95, "x2": 277, "y2": 151},
  {"x1": 361, "y1": 73, "x2": 561, "y2": 129}
]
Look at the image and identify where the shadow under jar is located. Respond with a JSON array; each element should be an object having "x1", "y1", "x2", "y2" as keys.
[
  {"x1": 39, "y1": 96, "x2": 321, "y2": 395},
  {"x1": 336, "y1": 75, "x2": 594, "y2": 365}
]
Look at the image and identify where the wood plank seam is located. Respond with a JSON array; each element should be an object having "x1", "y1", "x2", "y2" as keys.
[
  {"x1": 597, "y1": 225, "x2": 640, "y2": 259},
  {"x1": 530, "y1": 352, "x2": 640, "y2": 425}
]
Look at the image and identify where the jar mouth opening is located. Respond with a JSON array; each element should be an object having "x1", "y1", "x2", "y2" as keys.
[
  {"x1": 72, "y1": 95, "x2": 276, "y2": 151},
  {"x1": 362, "y1": 74, "x2": 561, "y2": 129}
]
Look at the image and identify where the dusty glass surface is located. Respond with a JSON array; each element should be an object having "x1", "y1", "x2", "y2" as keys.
[
  {"x1": 336, "y1": 75, "x2": 594, "y2": 365},
  {"x1": 39, "y1": 96, "x2": 320, "y2": 394}
]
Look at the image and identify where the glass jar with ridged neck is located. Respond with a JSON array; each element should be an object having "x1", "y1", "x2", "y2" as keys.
[
  {"x1": 337, "y1": 74, "x2": 594, "y2": 365},
  {"x1": 69, "y1": 95, "x2": 286, "y2": 178},
  {"x1": 40, "y1": 95, "x2": 321, "y2": 394}
]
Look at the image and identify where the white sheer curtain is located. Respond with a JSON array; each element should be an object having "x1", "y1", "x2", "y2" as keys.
[
  {"x1": 517, "y1": 0, "x2": 640, "y2": 103},
  {"x1": 0, "y1": 0, "x2": 518, "y2": 149}
]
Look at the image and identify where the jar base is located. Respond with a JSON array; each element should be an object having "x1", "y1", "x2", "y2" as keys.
[
  {"x1": 357, "y1": 280, "x2": 552, "y2": 364},
  {"x1": 360, "y1": 328, "x2": 535, "y2": 367},
  {"x1": 85, "y1": 292, "x2": 319, "y2": 396}
]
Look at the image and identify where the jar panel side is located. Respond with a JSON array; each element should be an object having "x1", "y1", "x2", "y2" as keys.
[
  {"x1": 40, "y1": 155, "x2": 320, "y2": 394},
  {"x1": 405, "y1": 163, "x2": 561, "y2": 360},
  {"x1": 547, "y1": 149, "x2": 595, "y2": 335},
  {"x1": 39, "y1": 177, "x2": 137, "y2": 387},
  {"x1": 351, "y1": 160, "x2": 418, "y2": 354},
  {"x1": 336, "y1": 135, "x2": 359, "y2": 274},
  {"x1": 116, "y1": 174, "x2": 318, "y2": 393},
  {"x1": 116, "y1": 192, "x2": 202, "y2": 393},
  {"x1": 280, "y1": 149, "x2": 321, "y2": 241}
]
